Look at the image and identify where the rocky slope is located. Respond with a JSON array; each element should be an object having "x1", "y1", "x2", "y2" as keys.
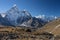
[{"x1": 34, "y1": 18, "x2": 60, "y2": 35}]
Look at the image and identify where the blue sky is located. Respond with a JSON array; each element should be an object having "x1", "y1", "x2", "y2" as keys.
[{"x1": 0, "y1": 0, "x2": 60, "y2": 17}]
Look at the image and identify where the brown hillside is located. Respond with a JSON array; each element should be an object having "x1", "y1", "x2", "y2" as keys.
[{"x1": 34, "y1": 18, "x2": 60, "y2": 35}]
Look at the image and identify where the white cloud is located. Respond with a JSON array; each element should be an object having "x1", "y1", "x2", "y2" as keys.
[
  {"x1": 54, "y1": 16, "x2": 57, "y2": 19},
  {"x1": 35, "y1": 15, "x2": 58, "y2": 20},
  {"x1": 35, "y1": 15, "x2": 45, "y2": 19},
  {"x1": 50, "y1": 15, "x2": 57, "y2": 19}
]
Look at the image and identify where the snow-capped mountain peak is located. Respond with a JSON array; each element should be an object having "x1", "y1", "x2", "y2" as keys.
[
  {"x1": 1, "y1": 13, "x2": 6, "y2": 18},
  {"x1": 13, "y1": 4, "x2": 17, "y2": 7},
  {"x1": 5, "y1": 5, "x2": 33, "y2": 26}
]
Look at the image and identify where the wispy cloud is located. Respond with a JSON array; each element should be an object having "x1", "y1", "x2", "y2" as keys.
[
  {"x1": 35, "y1": 14, "x2": 58, "y2": 19},
  {"x1": 35, "y1": 15, "x2": 45, "y2": 19}
]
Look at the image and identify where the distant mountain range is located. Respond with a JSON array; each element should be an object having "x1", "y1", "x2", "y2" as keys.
[{"x1": 0, "y1": 5, "x2": 58, "y2": 28}]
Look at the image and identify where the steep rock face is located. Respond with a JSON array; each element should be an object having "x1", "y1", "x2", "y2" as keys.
[
  {"x1": 6, "y1": 5, "x2": 20, "y2": 26},
  {"x1": 6, "y1": 5, "x2": 32, "y2": 26},
  {"x1": 31, "y1": 17, "x2": 47, "y2": 28},
  {"x1": 17, "y1": 10, "x2": 32, "y2": 27}
]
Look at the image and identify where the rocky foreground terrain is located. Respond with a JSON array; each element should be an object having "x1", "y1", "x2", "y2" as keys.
[
  {"x1": 0, "y1": 18, "x2": 60, "y2": 40},
  {"x1": 0, "y1": 27, "x2": 53, "y2": 40},
  {"x1": 0, "y1": 26, "x2": 59, "y2": 40}
]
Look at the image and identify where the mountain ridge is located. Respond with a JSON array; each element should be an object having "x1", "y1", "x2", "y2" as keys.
[{"x1": 0, "y1": 5, "x2": 57, "y2": 28}]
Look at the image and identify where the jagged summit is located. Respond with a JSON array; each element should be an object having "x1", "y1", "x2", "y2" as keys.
[
  {"x1": 6, "y1": 4, "x2": 32, "y2": 20},
  {"x1": 13, "y1": 4, "x2": 17, "y2": 7},
  {"x1": 5, "y1": 4, "x2": 33, "y2": 26}
]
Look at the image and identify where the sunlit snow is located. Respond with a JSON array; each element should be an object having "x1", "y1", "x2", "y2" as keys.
[{"x1": 1, "y1": 13, "x2": 6, "y2": 18}]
